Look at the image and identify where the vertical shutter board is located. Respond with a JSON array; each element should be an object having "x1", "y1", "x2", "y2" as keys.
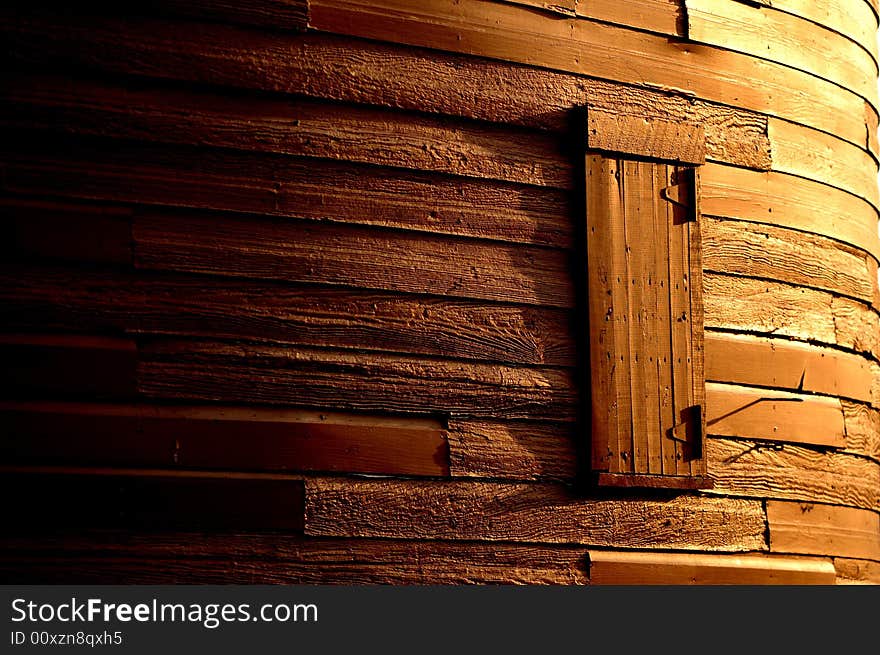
[
  {"x1": 688, "y1": 167, "x2": 707, "y2": 477},
  {"x1": 625, "y1": 160, "x2": 649, "y2": 474},
  {"x1": 605, "y1": 158, "x2": 634, "y2": 474},
  {"x1": 637, "y1": 160, "x2": 663, "y2": 475},
  {"x1": 667, "y1": 168, "x2": 694, "y2": 476},
  {"x1": 655, "y1": 163, "x2": 678, "y2": 477},
  {"x1": 586, "y1": 154, "x2": 618, "y2": 472},
  {"x1": 611, "y1": 160, "x2": 635, "y2": 474}
]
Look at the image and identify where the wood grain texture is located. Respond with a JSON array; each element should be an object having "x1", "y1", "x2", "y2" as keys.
[
  {"x1": 701, "y1": 164, "x2": 880, "y2": 263},
  {"x1": 0, "y1": 469, "x2": 305, "y2": 531},
  {"x1": 831, "y1": 295, "x2": 880, "y2": 359},
  {"x1": 704, "y1": 275, "x2": 836, "y2": 343},
  {"x1": 586, "y1": 110, "x2": 705, "y2": 164},
  {"x1": 768, "y1": 0, "x2": 878, "y2": 70},
  {"x1": 707, "y1": 438, "x2": 880, "y2": 512},
  {"x1": 704, "y1": 332, "x2": 873, "y2": 404},
  {"x1": 768, "y1": 118, "x2": 879, "y2": 211},
  {"x1": 0, "y1": 16, "x2": 771, "y2": 169},
  {"x1": 686, "y1": 0, "x2": 878, "y2": 110},
  {"x1": 0, "y1": 334, "x2": 137, "y2": 399},
  {"x1": 767, "y1": 501, "x2": 880, "y2": 560},
  {"x1": 447, "y1": 419, "x2": 577, "y2": 480},
  {"x1": 305, "y1": 477, "x2": 767, "y2": 551},
  {"x1": 842, "y1": 402, "x2": 880, "y2": 462},
  {"x1": 132, "y1": 208, "x2": 575, "y2": 310},
  {"x1": 702, "y1": 217, "x2": 876, "y2": 303},
  {"x1": 704, "y1": 274, "x2": 880, "y2": 358},
  {"x1": 307, "y1": 0, "x2": 871, "y2": 150},
  {"x1": 0, "y1": 401, "x2": 449, "y2": 477},
  {"x1": 0, "y1": 73, "x2": 572, "y2": 190},
  {"x1": 705, "y1": 383, "x2": 845, "y2": 448},
  {"x1": 833, "y1": 557, "x2": 880, "y2": 584},
  {"x1": 587, "y1": 550, "x2": 836, "y2": 585},
  {"x1": 0, "y1": 264, "x2": 576, "y2": 367},
  {"x1": 0, "y1": 140, "x2": 573, "y2": 248},
  {"x1": 506, "y1": 0, "x2": 682, "y2": 36},
  {"x1": 0, "y1": 533, "x2": 589, "y2": 584},
  {"x1": 138, "y1": 340, "x2": 579, "y2": 420}
]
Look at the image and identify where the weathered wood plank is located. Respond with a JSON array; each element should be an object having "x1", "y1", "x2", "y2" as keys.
[
  {"x1": 0, "y1": 533, "x2": 589, "y2": 584},
  {"x1": 448, "y1": 420, "x2": 576, "y2": 481},
  {"x1": 701, "y1": 164, "x2": 880, "y2": 264},
  {"x1": 705, "y1": 274, "x2": 880, "y2": 358},
  {"x1": 707, "y1": 438, "x2": 880, "y2": 512},
  {"x1": 0, "y1": 17, "x2": 771, "y2": 169},
  {"x1": 768, "y1": 118, "x2": 879, "y2": 211},
  {"x1": 704, "y1": 273, "x2": 838, "y2": 343},
  {"x1": 505, "y1": 0, "x2": 682, "y2": 36},
  {"x1": 305, "y1": 477, "x2": 767, "y2": 551},
  {"x1": 655, "y1": 164, "x2": 677, "y2": 476},
  {"x1": 0, "y1": 264, "x2": 576, "y2": 367},
  {"x1": 0, "y1": 334, "x2": 137, "y2": 399},
  {"x1": 307, "y1": 0, "x2": 871, "y2": 150},
  {"x1": 832, "y1": 295, "x2": 880, "y2": 359},
  {"x1": 0, "y1": 402, "x2": 449, "y2": 477},
  {"x1": 588, "y1": 550, "x2": 836, "y2": 585},
  {"x1": 0, "y1": 469, "x2": 305, "y2": 531},
  {"x1": 138, "y1": 340, "x2": 579, "y2": 420},
  {"x1": 686, "y1": 0, "x2": 878, "y2": 110},
  {"x1": 1, "y1": 197, "x2": 132, "y2": 265},
  {"x1": 0, "y1": 73, "x2": 572, "y2": 189},
  {"x1": 625, "y1": 162, "x2": 649, "y2": 474},
  {"x1": 767, "y1": 500, "x2": 880, "y2": 560},
  {"x1": 768, "y1": 0, "x2": 878, "y2": 70},
  {"x1": 132, "y1": 208, "x2": 575, "y2": 309},
  {"x1": 705, "y1": 383, "x2": 845, "y2": 448},
  {"x1": 0, "y1": 140, "x2": 573, "y2": 248},
  {"x1": 576, "y1": 0, "x2": 683, "y2": 36},
  {"x1": 833, "y1": 557, "x2": 880, "y2": 584},
  {"x1": 842, "y1": 401, "x2": 880, "y2": 462},
  {"x1": 585, "y1": 155, "x2": 618, "y2": 472},
  {"x1": 586, "y1": 110, "x2": 705, "y2": 164},
  {"x1": 702, "y1": 217, "x2": 877, "y2": 304},
  {"x1": 705, "y1": 333, "x2": 873, "y2": 404},
  {"x1": 608, "y1": 160, "x2": 634, "y2": 475}
]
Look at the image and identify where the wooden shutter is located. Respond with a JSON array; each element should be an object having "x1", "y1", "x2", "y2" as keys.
[{"x1": 586, "y1": 151, "x2": 712, "y2": 489}]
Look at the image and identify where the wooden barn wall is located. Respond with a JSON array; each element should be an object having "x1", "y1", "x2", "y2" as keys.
[{"x1": 0, "y1": 0, "x2": 878, "y2": 584}]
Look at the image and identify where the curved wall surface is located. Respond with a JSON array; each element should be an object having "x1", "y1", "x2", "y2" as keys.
[{"x1": 0, "y1": 0, "x2": 878, "y2": 583}]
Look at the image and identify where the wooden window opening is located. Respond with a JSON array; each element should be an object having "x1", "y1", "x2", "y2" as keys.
[{"x1": 585, "y1": 110, "x2": 712, "y2": 490}]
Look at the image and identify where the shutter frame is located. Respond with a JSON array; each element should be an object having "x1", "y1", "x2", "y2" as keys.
[{"x1": 586, "y1": 110, "x2": 710, "y2": 490}]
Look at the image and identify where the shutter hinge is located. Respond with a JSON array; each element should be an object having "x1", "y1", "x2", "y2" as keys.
[
  {"x1": 669, "y1": 404, "x2": 703, "y2": 458},
  {"x1": 661, "y1": 169, "x2": 698, "y2": 221}
]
